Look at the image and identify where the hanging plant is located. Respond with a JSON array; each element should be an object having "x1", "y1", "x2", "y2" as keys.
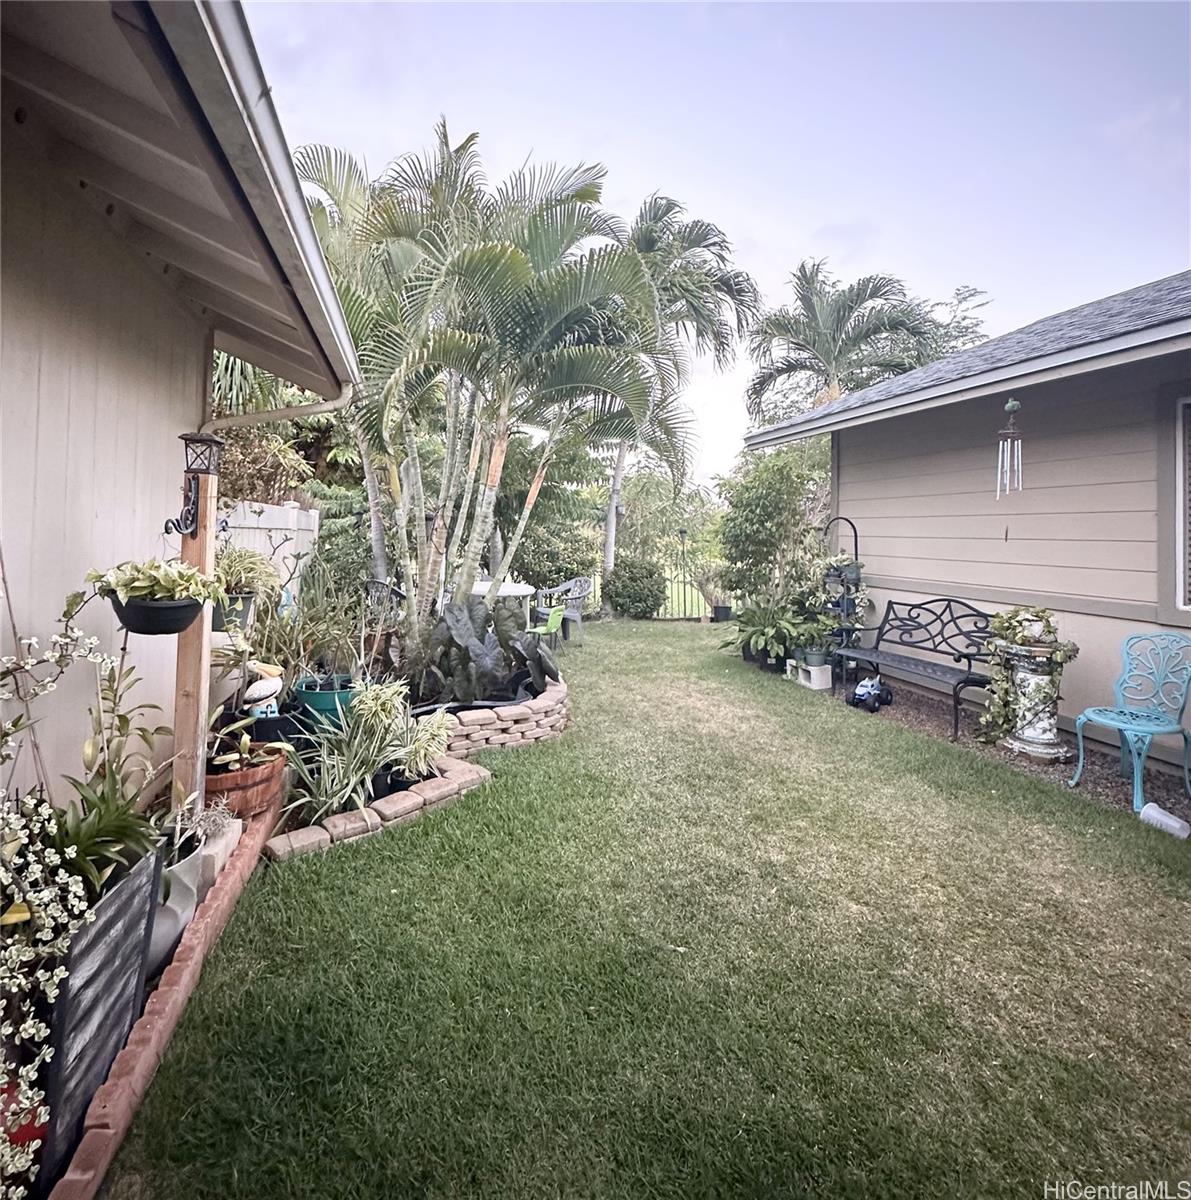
[
  {"x1": 86, "y1": 558, "x2": 226, "y2": 636},
  {"x1": 979, "y1": 606, "x2": 1078, "y2": 748}
]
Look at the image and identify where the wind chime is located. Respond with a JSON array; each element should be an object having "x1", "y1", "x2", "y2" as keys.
[{"x1": 995, "y1": 396, "x2": 1023, "y2": 499}]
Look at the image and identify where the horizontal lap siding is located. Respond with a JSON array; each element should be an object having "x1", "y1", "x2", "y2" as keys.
[
  {"x1": 837, "y1": 371, "x2": 1160, "y2": 607},
  {"x1": 835, "y1": 357, "x2": 1189, "y2": 763},
  {"x1": 1, "y1": 138, "x2": 206, "y2": 783}
]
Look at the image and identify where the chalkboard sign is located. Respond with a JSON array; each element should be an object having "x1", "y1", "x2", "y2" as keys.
[{"x1": 37, "y1": 850, "x2": 160, "y2": 1195}]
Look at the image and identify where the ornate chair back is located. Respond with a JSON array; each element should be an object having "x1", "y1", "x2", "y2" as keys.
[{"x1": 1115, "y1": 632, "x2": 1191, "y2": 724}]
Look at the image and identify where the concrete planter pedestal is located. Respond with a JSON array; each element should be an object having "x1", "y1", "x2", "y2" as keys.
[{"x1": 996, "y1": 641, "x2": 1071, "y2": 762}]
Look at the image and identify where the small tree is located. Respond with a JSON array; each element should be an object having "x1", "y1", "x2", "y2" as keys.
[{"x1": 717, "y1": 440, "x2": 830, "y2": 599}]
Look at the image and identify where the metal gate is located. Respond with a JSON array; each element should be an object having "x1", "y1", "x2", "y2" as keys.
[{"x1": 658, "y1": 548, "x2": 711, "y2": 621}]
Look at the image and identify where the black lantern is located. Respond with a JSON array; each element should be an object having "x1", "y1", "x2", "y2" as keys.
[
  {"x1": 180, "y1": 431, "x2": 224, "y2": 475},
  {"x1": 165, "y1": 432, "x2": 225, "y2": 538}
]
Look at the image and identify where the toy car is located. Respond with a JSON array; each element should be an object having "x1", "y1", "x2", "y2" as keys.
[{"x1": 848, "y1": 675, "x2": 894, "y2": 713}]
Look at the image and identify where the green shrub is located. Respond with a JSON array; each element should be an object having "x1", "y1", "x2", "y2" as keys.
[
  {"x1": 512, "y1": 518, "x2": 600, "y2": 592},
  {"x1": 605, "y1": 557, "x2": 666, "y2": 619}
]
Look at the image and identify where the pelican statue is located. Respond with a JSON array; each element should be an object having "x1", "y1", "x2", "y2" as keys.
[{"x1": 243, "y1": 660, "x2": 284, "y2": 717}]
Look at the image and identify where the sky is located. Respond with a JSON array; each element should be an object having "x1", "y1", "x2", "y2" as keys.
[{"x1": 246, "y1": 0, "x2": 1191, "y2": 483}]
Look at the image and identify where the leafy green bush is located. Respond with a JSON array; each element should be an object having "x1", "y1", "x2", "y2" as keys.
[
  {"x1": 86, "y1": 558, "x2": 225, "y2": 605},
  {"x1": 512, "y1": 518, "x2": 600, "y2": 591},
  {"x1": 605, "y1": 557, "x2": 666, "y2": 619}
]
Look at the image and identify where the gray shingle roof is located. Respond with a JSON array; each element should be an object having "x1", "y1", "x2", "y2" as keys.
[{"x1": 747, "y1": 270, "x2": 1191, "y2": 444}]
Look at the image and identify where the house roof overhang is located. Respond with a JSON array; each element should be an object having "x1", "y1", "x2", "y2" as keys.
[
  {"x1": 1, "y1": 0, "x2": 360, "y2": 400},
  {"x1": 744, "y1": 319, "x2": 1191, "y2": 450}
]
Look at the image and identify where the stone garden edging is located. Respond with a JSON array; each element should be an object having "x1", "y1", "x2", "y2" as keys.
[
  {"x1": 444, "y1": 677, "x2": 571, "y2": 758},
  {"x1": 261, "y1": 678, "x2": 572, "y2": 864}
]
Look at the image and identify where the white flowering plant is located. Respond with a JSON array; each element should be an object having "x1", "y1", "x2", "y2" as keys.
[
  {"x1": 1, "y1": 592, "x2": 106, "y2": 1198},
  {"x1": 1, "y1": 792, "x2": 92, "y2": 1199}
]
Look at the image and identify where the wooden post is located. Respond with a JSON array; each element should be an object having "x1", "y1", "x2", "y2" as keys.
[{"x1": 172, "y1": 470, "x2": 217, "y2": 808}]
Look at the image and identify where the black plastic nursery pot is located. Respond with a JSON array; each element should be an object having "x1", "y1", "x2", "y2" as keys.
[
  {"x1": 110, "y1": 596, "x2": 202, "y2": 636},
  {"x1": 712, "y1": 604, "x2": 733, "y2": 624},
  {"x1": 249, "y1": 707, "x2": 310, "y2": 744},
  {"x1": 370, "y1": 767, "x2": 422, "y2": 800},
  {"x1": 211, "y1": 592, "x2": 255, "y2": 633},
  {"x1": 742, "y1": 644, "x2": 757, "y2": 663}
]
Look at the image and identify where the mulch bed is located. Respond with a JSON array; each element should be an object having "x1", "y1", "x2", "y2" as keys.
[{"x1": 844, "y1": 678, "x2": 1191, "y2": 825}]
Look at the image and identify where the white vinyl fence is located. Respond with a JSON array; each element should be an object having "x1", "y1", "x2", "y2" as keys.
[{"x1": 221, "y1": 501, "x2": 319, "y2": 589}]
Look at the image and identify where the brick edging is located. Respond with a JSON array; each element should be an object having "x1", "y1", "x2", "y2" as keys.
[
  {"x1": 262, "y1": 678, "x2": 572, "y2": 865},
  {"x1": 444, "y1": 677, "x2": 571, "y2": 758},
  {"x1": 262, "y1": 755, "x2": 492, "y2": 862},
  {"x1": 48, "y1": 803, "x2": 282, "y2": 1200}
]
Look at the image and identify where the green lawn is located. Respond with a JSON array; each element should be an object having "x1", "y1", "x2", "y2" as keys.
[{"x1": 110, "y1": 622, "x2": 1191, "y2": 1198}]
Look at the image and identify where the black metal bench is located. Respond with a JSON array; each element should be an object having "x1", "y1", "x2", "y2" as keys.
[{"x1": 832, "y1": 598, "x2": 993, "y2": 739}]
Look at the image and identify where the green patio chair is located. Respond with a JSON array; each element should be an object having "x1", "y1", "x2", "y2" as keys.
[
  {"x1": 528, "y1": 604, "x2": 565, "y2": 649},
  {"x1": 1068, "y1": 632, "x2": 1191, "y2": 812}
]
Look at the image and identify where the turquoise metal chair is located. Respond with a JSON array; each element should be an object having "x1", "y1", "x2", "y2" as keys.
[{"x1": 1068, "y1": 632, "x2": 1191, "y2": 812}]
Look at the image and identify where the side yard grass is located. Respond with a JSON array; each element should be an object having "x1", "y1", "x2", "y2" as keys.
[{"x1": 110, "y1": 621, "x2": 1191, "y2": 1199}]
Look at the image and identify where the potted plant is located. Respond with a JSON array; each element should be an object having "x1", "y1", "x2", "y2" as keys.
[
  {"x1": 145, "y1": 804, "x2": 206, "y2": 977},
  {"x1": 792, "y1": 613, "x2": 839, "y2": 668},
  {"x1": 86, "y1": 558, "x2": 225, "y2": 636},
  {"x1": 348, "y1": 680, "x2": 453, "y2": 799},
  {"x1": 295, "y1": 671, "x2": 358, "y2": 719},
  {"x1": 286, "y1": 682, "x2": 451, "y2": 824},
  {"x1": 720, "y1": 599, "x2": 798, "y2": 671},
  {"x1": 212, "y1": 545, "x2": 279, "y2": 633},
  {"x1": 979, "y1": 606, "x2": 1079, "y2": 761},
  {"x1": 205, "y1": 712, "x2": 291, "y2": 819},
  {"x1": 215, "y1": 557, "x2": 358, "y2": 735},
  {"x1": 35, "y1": 660, "x2": 165, "y2": 1185}
]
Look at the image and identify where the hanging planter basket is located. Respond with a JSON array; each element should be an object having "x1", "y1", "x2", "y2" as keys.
[
  {"x1": 212, "y1": 592, "x2": 256, "y2": 633},
  {"x1": 110, "y1": 596, "x2": 202, "y2": 636},
  {"x1": 206, "y1": 747, "x2": 287, "y2": 818}
]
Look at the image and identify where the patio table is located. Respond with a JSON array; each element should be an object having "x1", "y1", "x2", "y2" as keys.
[{"x1": 469, "y1": 580, "x2": 536, "y2": 621}]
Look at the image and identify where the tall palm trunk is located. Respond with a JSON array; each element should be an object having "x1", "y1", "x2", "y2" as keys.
[
  {"x1": 485, "y1": 415, "x2": 563, "y2": 601},
  {"x1": 385, "y1": 461, "x2": 419, "y2": 623},
  {"x1": 812, "y1": 373, "x2": 841, "y2": 408},
  {"x1": 354, "y1": 422, "x2": 389, "y2": 583},
  {"x1": 455, "y1": 386, "x2": 512, "y2": 598},
  {"x1": 444, "y1": 424, "x2": 485, "y2": 598},
  {"x1": 601, "y1": 440, "x2": 629, "y2": 613}
]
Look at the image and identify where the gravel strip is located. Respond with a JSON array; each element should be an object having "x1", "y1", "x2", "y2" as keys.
[{"x1": 838, "y1": 678, "x2": 1191, "y2": 824}]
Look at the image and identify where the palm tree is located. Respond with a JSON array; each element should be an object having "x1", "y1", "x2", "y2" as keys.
[
  {"x1": 292, "y1": 143, "x2": 409, "y2": 584},
  {"x1": 351, "y1": 127, "x2": 684, "y2": 621},
  {"x1": 601, "y1": 197, "x2": 759, "y2": 595},
  {"x1": 745, "y1": 259, "x2": 934, "y2": 419}
]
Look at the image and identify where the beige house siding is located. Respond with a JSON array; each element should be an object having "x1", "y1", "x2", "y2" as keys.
[
  {"x1": 1, "y1": 136, "x2": 207, "y2": 784},
  {"x1": 833, "y1": 353, "x2": 1189, "y2": 763}
]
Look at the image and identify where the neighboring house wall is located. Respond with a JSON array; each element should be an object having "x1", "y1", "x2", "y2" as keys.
[
  {"x1": 1, "y1": 137, "x2": 207, "y2": 784},
  {"x1": 832, "y1": 353, "x2": 1189, "y2": 762}
]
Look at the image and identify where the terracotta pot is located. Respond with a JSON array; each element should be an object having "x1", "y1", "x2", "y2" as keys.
[{"x1": 206, "y1": 747, "x2": 287, "y2": 818}]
